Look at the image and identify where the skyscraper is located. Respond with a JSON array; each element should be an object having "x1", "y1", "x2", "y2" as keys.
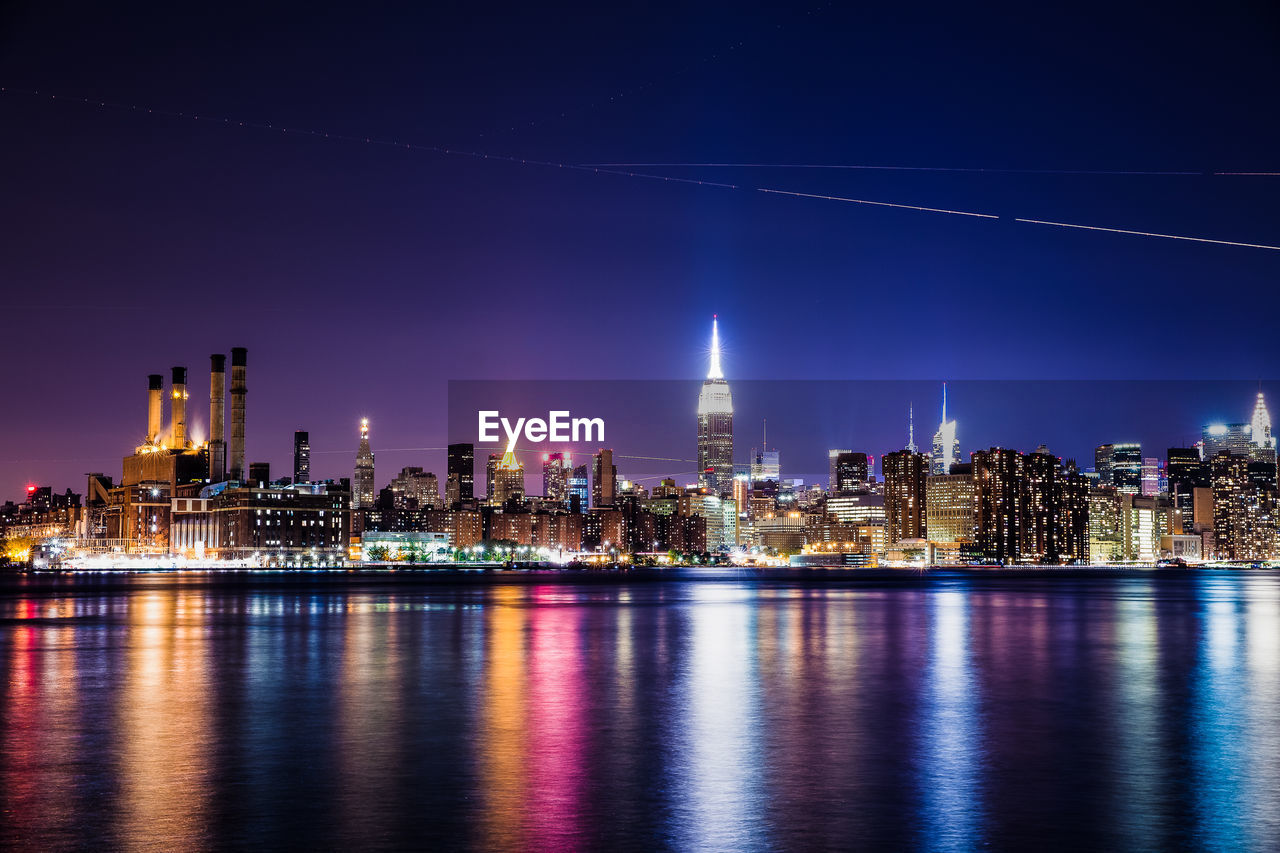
[
  {"x1": 543, "y1": 452, "x2": 571, "y2": 502},
  {"x1": 883, "y1": 449, "x2": 928, "y2": 544},
  {"x1": 593, "y1": 449, "x2": 617, "y2": 508},
  {"x1": 833, "y1": 452, "x2": 870, "y2": 495},
  {"x1": 293, "y1": 430, "x2": 310, "y2": 484},
  {"x1": 1140, "y1": 457, "x2": 1159, "y2": 497},
  {"x1": 1097, "y1": 443, "x2": 1142, "y2": 494},
  {"x1": 446, "y1": 442, "x2": 474, "y2": 506},
  {"x1": 1251, "y1": 391, "x2": 1273, "y2": 450},
  {"x1": 697, "y1": 316, "x2": 734, "y2": 494},
  {"x1": 353, "y1": 418, "x2": 375, "y2": 510},
  {"x1": 930, "y1": 383, "x2": 960, "y2": 475},
  {"x1": 828, "y1": 449, "x2": 851, "y2": 493},
  {"x1": 973, "y1": 447, "x2": 1026, "y2": 564},
  {"x1": 568, "y1": 463, "x2": 589, "y2": 513},
  {"x1": 493, "y1": 449, "x2": 525, "y2": 506}
]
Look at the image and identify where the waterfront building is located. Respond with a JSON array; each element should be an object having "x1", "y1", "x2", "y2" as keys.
[
  {"x1": 697, "y1": 316, "x2": 734, "y2": 494},
  {"x1": 973, "y1": 447, "x2": 1026, "y2": 564},
  {"x1": 1088, "y1": 488, "x2": 1124, "y2": 563},
  {"x1": 883, "y1": 449, "x2": 928, "y2": 545},
  {"x1": 170, "y1": 480, "x2": 350, "y2": 564},
  {"x1": 1095, "y1": 443, "x2": 1142, "y2": 495},
  {"x1": 925, "y1": 465, "x2": 976, "y2": 549},
  {"x1": 1211, "y1": 452, "x2": 1279, "y2": 560}
]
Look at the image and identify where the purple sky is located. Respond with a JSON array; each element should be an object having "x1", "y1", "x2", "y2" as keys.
[{"x1": 2, "y1": 2, "x2": 1279, "y2": 499}]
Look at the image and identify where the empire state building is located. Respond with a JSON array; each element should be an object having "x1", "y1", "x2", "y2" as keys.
[{"x1": 697, "y1": 315, "x2": 734, "y2": 494}]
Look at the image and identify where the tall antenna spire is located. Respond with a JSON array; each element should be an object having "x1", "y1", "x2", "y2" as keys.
[
  {"x1": 707, "y1": 314, "x2": 724, "y2": 379},
  {"x1": 907, "y1": 403, "x2": 916, "y2": 452},
  {"x1": 942, "y1": 382, "x2": 947, "y2": 424}
]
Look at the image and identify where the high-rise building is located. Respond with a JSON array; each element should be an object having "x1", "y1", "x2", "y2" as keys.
[
  {"x1": 1251, "y1": 391, "x2": 1273, "y2": 452},
  {"x1": 883, "y1": 449, "x2": 928, "y2": 544},
  {"x1": 293, "y1": 430, "x2": 310, "y2": 484},
  {"x1": 446, "y1": 442, "x2": 474, "y2": 506},
  {"x1": 1167, "y1": 447, "x2": 1209, "y2": 528},
  {"x1": 493, "y1": 449, "x2": 525, "y2": 506},
  {"x1": 593, "y1": 449, "x2": 617, "y2": 508},
  {"x1": 1211, "y1": 451, "x2": 1278, "y2": 560},
  {"x1": 828, "y1": 449, "x2": 851, "y2": 494},
  {"x1": 925, "y1": 465, "x2": 976, "y2": 546},
  {"x1": 930, "y1": 383, "x2": 960, "y2": 475},
  {"x1": 1096, "y1": 443, "x2": 1142, "y2": 494},
  {"x1": 387, "y1": 466, "x2": 439, "y2": 509},
  {"x1": 697, "y1": 316, "x2": 734, "y2": 494},
  {"x1": 568, "y1": 464, "x2": 589, "y2": 512},
  {"x1": 1088, "y1": 489, "x2": 1124, "y2": 563},
  {"x1": 353, "y1": 418, "x2": 375, "y2": 510},
  {"x1": 751, "y1": 449, "x2": 780, "y2": 484},
  {"x1": 1203, "y1": 423, "x2": 1252, "y2": 459},
  {"x1": 973, "y1": 447, "x2": 1026, "y2": 564},
  {"x1": 542, "y1": 452, "x2": 571, "y2": 502},
  {"x1": 833, "y1": 451, "x2": 870, "y2": 495},
  {"x1": 486, "y1": 453, "x2": 499, "y2": 503},
  {"x1": 1141, "y1": 457, "x2": 1159, "y2": 497},
  {"x1": 1025, "y1": 449, "x2": 1088, "y2": 564}
]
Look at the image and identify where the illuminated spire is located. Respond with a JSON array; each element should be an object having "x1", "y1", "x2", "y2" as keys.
[
  {"x1": 942, "y1": 382, "x2": 947, "y2": 425},
  {"x1": 1252, "y1": 391, "x2": 1272, "y2": 447},
  {"x1": 907, "y1": 403, "x2": 917, "y2": 452},
  {"x1": 707, "y1": 314, "x2": 724, "y2": 379}
]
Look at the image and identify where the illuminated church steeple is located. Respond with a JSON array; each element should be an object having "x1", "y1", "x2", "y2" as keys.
[{"x1": 697, "y1": 315, "x2": 734, "y2": 494}]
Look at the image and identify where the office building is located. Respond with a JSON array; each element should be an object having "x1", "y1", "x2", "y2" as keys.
[
  {"x1": 930, "y1": 383, "x2": 960, "y2": 475},
  {"x1": 293, "y1": 430, "x2": 310, "y2": 484},
  {"x1": 353, "y1": 418, "x2": 375, "y2": 510},
  {"x1": 446, "y1": 442, "x2": 475, "y2": 506},
  {"x1": 697, "y1": 316, "x2": 734, "y2": 494},
  {"x1": 883, "y1": 449, "x2": 928, "y2": 544}
]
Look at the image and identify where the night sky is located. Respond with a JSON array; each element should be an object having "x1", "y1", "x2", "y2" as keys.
[{"x1": 2, "y1": 1, "x2": 1279, "y2": 498}]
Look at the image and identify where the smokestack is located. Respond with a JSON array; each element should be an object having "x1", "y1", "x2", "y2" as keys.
[
  {"x1": 209, "y1": 354, "x2": 227, "y2": 482},
  {"x1": 229, "y1": 347, "x2": 247, "y2": 481},
  {"x1": 147, "y1": 374, "x2": 163, "y2": 444},
  {"x1": 170, "y1": 366, "x2": 188, "y2": 448}
]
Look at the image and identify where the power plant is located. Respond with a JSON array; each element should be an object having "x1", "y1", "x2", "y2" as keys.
[{"x1": 73, "y1": 347, "x2": 351, "y2": 566}]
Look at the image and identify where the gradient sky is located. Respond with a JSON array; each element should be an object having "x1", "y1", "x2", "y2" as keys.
[{"x1": 2, "y1": 1, "x2": 1279, "y2": 498}]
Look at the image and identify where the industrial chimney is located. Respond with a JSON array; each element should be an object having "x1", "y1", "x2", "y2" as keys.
[
  {"x1": 170, "y1": 366, "x2": 188, "y2": 448},
  {"x1": 147, "y1": 374, "x2": 163, "y2": 444},
  {"x1": 229, "y1": 347, "x2": 247, "y2": 481},
  {"x1": 209, "y1": 354, "x2": 227, "y2": 482}
]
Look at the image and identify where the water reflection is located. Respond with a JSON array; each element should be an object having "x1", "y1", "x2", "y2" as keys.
[
  {"x1": 671, "y1": 584, "x2": 766, "y2": 851},
  {"x1": 918, "y1": 588, "x2": 983, "y2": 850},
  {"x1": 116, "y1": 588, "x2": 211, "y2": 851},
  {"x1": 2, "y1": 572, "x2": 1280, "y2": 851}
]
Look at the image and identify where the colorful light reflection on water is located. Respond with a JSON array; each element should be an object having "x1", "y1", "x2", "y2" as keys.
[{"x1": 2, "y1": 572, "x2": 1280, "y2": 851}]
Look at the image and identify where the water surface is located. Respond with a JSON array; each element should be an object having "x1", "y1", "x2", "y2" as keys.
[{"x1": 2, "y1": 570, "x2": 1278, "y2": 851}]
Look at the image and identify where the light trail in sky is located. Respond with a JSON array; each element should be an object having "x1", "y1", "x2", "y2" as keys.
[
  {"x1": 757, "y1": 187, "x2": 998, "y2": 218},
  {"x1": 3, "y1": 86, "x2": 1278, "y2": 251},
  {"x1": 584, "y1": 162, "x2": 1205, "y2": 176},
  {"x1": 1015, "y1": 218, "x2": 1280, "y2": 251}
]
